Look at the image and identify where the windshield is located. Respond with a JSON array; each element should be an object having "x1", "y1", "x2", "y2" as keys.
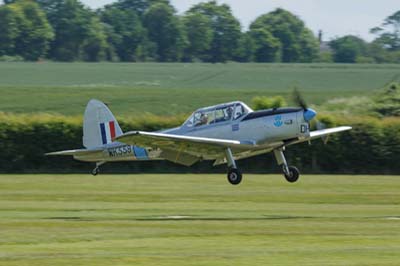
[{"x1": 185, "y1": 108, "x2": 215, "y2": 127}]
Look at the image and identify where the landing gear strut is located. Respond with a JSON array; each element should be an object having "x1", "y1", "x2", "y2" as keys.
[
  {"x1": 91, "y1": 162, "x2": 105, "y2": 176},
  {"x1": 274, "y1": 148, "x2": 300, "y2": 183},
  {"x1": 225, "y1": 148, "x2": 242, "y2": 185}
]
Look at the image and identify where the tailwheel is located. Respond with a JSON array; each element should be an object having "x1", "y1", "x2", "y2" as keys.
[
  {"x1": 91, "y1": 167, "x2": 100, "y2": 176},
  {"x1": 283, "y1": 166, "x2": 300, "y2": 183},
  {"x1": 227, "y1": 168, "x2": 242, "y2": 185},
  {"x1": 91, "y1": 162, "x2": 105, "y2": 176}
]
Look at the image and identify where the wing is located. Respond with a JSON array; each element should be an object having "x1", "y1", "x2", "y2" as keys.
[
  {"x1": 115, "y1": 131, "x2": 256, "y2": 166},
  {"x1": 286, "y1": 126, "x2": 352, "y2": 146}
]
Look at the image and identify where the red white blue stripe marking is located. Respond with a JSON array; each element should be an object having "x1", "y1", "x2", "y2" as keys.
[{"x1": 100, "y1": 121, "x2": 116, "y2": 144}]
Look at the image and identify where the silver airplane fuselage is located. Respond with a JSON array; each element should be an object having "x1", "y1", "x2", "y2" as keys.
[{"x1": 74, "y1": 108, "x2": 311, "y2": 163}]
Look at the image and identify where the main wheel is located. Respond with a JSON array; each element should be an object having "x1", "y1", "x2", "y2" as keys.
[
  {"x1": 227, "y1": 168, "x2": 242, "y2": 185},
  {"x1": 284, "y1": 166, "x2": 300, "y2": 183}
]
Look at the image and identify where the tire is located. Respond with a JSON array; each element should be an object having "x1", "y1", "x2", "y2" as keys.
[
  {"x1": 227, "y1": 168, "x2": 242, "y2": 185},
  {"x1": 284, "y1": 166, "x2": 300, "y2": 183}
]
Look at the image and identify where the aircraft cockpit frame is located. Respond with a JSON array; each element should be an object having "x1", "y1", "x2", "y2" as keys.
[{"x1": 183, "y1": 101, "x2": 253, "y2": 128}]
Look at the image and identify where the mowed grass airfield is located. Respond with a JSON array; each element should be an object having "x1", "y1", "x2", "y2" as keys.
[
  {"x1": 0, "y1": 174, "x2": 399, "y2": 266},
  {"x1": 1, "y1": 63, "x2": 400, "y2": 265},
  {"x1": 1, "y1": 63, "x2": 400, "y2": 116}
]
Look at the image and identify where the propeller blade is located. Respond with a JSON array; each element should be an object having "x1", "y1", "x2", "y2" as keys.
[{"x1": 292, "y1": 88, "x2": 308, "y2": 110}]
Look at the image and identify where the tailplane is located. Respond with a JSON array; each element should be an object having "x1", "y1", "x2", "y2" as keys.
[{"x1": 83, "y1": 99, "x2": 123, "y2": 148}]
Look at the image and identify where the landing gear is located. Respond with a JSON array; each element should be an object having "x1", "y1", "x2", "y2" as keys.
[
  {"x1": 283, "y1": 166, "x2": 300, "y2": 183},
  {"x1": 91, "y1": 162, "x2": 105, "y2": 176},
  {"x1": 274, "y1": 148, "x2": 300, "y2": 183},
  {"x1": 225, "y1": 148, "x2": 242, "y2": 185},
  {"x1": 227, "y1": 168, "x2": 242, "y2": 185},
  {"x1": 91, "y1": 167, "x2": 100, "y2": 176}
]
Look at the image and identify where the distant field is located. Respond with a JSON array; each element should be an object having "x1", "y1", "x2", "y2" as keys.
[
  {"x1": 1, "y1": 63, "x2": 400, "y2": 116},
  {"x1": 0, "y1": 174, "x2": 399, "y2": 266}
]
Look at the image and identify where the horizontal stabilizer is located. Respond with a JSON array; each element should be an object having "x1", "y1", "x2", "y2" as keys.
[{"x1": 46, "y1": 148, "x2": 103, "y2": 157}]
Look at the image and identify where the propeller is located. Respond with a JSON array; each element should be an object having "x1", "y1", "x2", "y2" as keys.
[
  {"x1": 292, "y1": 88, "x2": 316, "y2": 122},
  {"x1": 292, "y1": 88, "x2": 330, "y2": 144},
  {"x1": 292, "y1": 88, "x2": 308, "y2": 110}
]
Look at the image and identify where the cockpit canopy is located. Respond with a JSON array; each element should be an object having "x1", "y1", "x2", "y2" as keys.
[{"x1": 184, "y1": 102, "x2": 253, "y2": 128}]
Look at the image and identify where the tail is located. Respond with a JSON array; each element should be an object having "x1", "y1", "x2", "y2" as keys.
[{"x1": 83, "y1": 99, "x2": 123, "y2": 149}]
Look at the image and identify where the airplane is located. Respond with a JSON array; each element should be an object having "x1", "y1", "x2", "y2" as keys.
[{"x1": 46, "y1": 96, "x2": 351, "y2": 185}]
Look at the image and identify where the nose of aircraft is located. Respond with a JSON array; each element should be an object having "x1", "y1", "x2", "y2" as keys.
[{"x1": 303, "y1": 108, "x2": 317, "y2": 122}]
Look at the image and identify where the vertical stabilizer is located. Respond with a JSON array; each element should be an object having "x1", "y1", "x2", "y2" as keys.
[{"x1": 83, "y1": 99, "x2": 123, "y2": 148}]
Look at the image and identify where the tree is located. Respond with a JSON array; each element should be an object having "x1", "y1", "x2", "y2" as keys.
[
  {"x1": 250, "y1": 8, "x2": 319, "y2": 62},
  {"x1": 0, "y1": 0, "x2": 54, "y2": 60},
  {"x1": 82, "y1": 17, "x2": 108, "y2": 61},
  {"x1": 232, "y1": 32, "x2": 254, "y2": 62},
  {"x1": 0, "y1": 5, "x2": 19, "y2": 56},
  {"x1": 100, "y1": 5, "x2": 147, "y2": 61},
  {"x1": 330, "y1": 35, "x2": 367, "y2": 63},
  {"x1": 37, "y1": 0, "x2": 109, "y2": 61},
  {"x1": 107, "y1": 0, "x2": 170, "y2": 17},
  {"x1": 182, "y1": 12, "x2": 213, "y2": 61},
  {"x1": 370, "y1": 10, "x2": 400, "y2": 51},
  {"x1": 143, "y1": 3, "x2": 185, "y2": 61},
  {"x1": 249, "y1": 28, "x2": 280, "y2": 62},
  {"x1": 15, "y1": 0, "x2": 55, "y2": 60},
  {"x1": 187, "y1": 1, "x2": 242, "y2": 62}
]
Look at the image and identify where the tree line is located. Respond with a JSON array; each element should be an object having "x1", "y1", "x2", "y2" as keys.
[{"x1": 0, "y1": 0, "x2": 399, "y2": 63}]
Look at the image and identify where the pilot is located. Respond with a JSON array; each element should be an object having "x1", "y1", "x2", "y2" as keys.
[
  {"x1": 200, "y1": 113, "x2": 208, "y2": 125},
  {"x1": 196, "y1": 113, "x2": 208, "y2": 126}
]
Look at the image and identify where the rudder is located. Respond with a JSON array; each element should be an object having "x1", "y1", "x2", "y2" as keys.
[{"x1": 83, "y1": 99, "x2": 123, "y2": 148}]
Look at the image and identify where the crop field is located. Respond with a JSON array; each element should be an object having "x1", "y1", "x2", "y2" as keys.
[
  {"x1": 1, "y1": 63, "x2": 400, "y2": 116},
  {"x1": 0, "y1": 174, "x2": 399, "y2": 266}
]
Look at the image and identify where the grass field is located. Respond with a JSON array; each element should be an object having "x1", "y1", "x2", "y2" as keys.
[
  {"x1": 0, "y1": 174, "x2": 399, "y2": 266},
  {"x1": 1, "y1": 63, "x2": 400, "y2": 115}
]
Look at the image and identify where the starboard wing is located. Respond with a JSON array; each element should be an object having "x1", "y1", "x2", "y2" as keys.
[
  {"x1": 309, "y1": 126, "x2": 352, "y2": 139},
  {"x1": 286, "y1": 126, "x2": 352, "y2": 146}
]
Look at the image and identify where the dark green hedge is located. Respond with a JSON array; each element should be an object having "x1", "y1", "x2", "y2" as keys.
[{"x1": 1, "y1": 113, "x2": 399, "y2": 174}]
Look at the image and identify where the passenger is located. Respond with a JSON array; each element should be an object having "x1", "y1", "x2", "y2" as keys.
[
  {"x1": 234, "y1": 105, "x2": 244, "y2": 120},
  {"x1": 226, "y1": 106, "x2": 233, "y2": 120},
  {"x1": 235, "y1": 111, "x2": 243, "y2": 119}
]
